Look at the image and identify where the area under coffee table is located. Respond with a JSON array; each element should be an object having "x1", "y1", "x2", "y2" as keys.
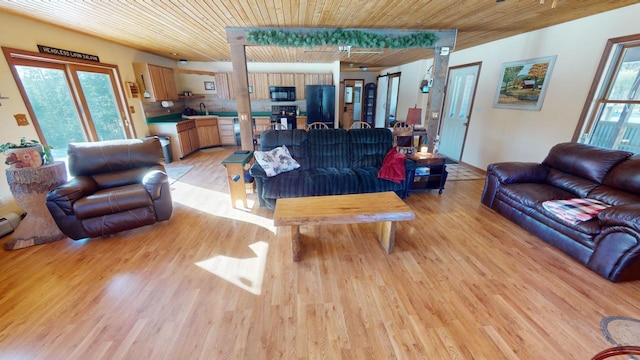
[{"x1": 273, "y1": 192, "x2": 415, "y2": 261}]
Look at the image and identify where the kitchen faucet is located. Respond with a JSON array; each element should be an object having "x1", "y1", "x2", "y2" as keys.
[{"x1": 199, "y1": 102, "x2": 208, "y2": 115}]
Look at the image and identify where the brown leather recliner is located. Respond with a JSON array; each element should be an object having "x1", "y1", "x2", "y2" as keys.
[{"x1": 46, "y1": 137, "x2": 173, "y2": 240}]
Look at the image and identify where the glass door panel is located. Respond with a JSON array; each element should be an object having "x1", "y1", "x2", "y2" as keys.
[
  {"x1": 74, "y1": 67, "x2": 126, "y2": 141},
  {"x1": 15, "y1": 65, "x2": 87, "y2": 160}
]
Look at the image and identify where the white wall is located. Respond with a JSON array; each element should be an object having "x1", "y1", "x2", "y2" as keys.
[
  {"x1": 0, "y1": 12, "x2": 175, "y2": 214},
  {"x1": 380, "y1": 59, "x2": 433, "y2": 126},
  {"x1": 445, "y1": 3, "x2": 640, "y2": 169}
]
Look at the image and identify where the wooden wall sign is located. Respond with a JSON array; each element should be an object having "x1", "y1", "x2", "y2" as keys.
[{"x1": 37, "y1": 45, "x2": 100, "y2": 62}]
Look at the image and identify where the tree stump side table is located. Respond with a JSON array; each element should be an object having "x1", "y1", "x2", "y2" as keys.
[{"x1": 4, "y1": 161, "x2": 68, "y2": 250}]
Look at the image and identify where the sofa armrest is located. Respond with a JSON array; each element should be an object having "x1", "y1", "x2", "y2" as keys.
[
  {"x1": 598, "y1": 204, "x2": 640, "y2": 232},
  {"x1": 142, "y1": 170, "x2": 169, "y2": 200},
  {"x1": 249, "y1": 163, "x2": 268, "y2": 179},
  {"x1": 486, "y1": 162, "x2": 549, "y2": 184}
]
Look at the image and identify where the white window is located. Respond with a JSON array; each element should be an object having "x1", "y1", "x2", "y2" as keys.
[{"x1": 576, "y1": 35, "x2": 640, "y2": 153}]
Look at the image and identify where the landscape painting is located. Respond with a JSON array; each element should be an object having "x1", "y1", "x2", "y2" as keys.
[{"x1": 493, "y1": 55, "x2": 557, "y2": 111}]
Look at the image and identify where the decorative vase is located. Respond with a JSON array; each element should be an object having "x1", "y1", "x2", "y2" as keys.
[{"x1": 4, "y1": 145, "x2": 44, "y2": 169}]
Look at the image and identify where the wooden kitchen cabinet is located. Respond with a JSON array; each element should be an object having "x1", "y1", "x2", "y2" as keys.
[
  {"x1": 305, "y1": 73, "x2": 333, "y2": 86},
  {"x1": 249, "y1": 73, "x2": 269, "y2": 100},
  {"x1": 295, "y1": 73, "x2": 306, "y2": 100},
  {"x1": 177, "y1": 120, "x2": 200, "y2": 157},
  {"x1": 268, "y1": 73, "x2": 295, "y2": 87},
  {"x1": 218, "y1": 117, "x2": 237, "y2": 145},
  {"x1": 216, "y1": 72, "x2": 235, "y2": 100},
  {"x1": 133, "y1": 63, "x2": 178, "y2": 102},
  {"x1": 196, "y1": 117, "x2": 220, "y2": 148}
]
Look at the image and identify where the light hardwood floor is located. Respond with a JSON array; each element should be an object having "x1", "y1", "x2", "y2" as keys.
[{"x1": 0, "y1": 147, "x2": 638, "y2": 359}]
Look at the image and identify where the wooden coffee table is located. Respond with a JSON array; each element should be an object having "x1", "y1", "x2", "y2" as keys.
[{"x1": 273, "y1": 192, "x2": 415, "y2": 261}]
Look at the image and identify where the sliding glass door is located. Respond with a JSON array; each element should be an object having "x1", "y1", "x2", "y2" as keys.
[{"x1": 5, "y1": 48, "x2": 134, "y2": 161}]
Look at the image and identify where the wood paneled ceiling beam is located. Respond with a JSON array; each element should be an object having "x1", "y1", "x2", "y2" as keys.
[{"x1": 226, "y1": 27, "x2": 457, "y2": 151}]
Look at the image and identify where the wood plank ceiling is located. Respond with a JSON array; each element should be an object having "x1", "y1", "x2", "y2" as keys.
[{"x1": 0, "y1": 0, "x2": 636, "y2": 70}]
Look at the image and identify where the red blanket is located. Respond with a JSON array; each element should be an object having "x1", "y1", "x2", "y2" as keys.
[{"x1": 378, "y1": 147, "x2": 406, "y2": 183}]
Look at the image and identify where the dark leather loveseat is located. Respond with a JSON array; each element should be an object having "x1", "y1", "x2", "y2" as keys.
[
  {"x1": 46, "y1": 137, "x2": 173, "y2": 240},
  {"x1": 481, "y1": 142, "x2": 640, "y2": 282},
  {"x1": 249, "y1": 128, "x2": 416, "y2": 210}
]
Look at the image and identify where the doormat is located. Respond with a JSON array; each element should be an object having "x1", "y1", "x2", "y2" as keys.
[
  {"x1": 446, "y1": 164, "x2": 485, "y2": 181},
  {"x1": 601, "y1": 316, "x2": 640, "y2": 347},
  {"x1": 165, "y1": 165, "x2": 193, "y2": 184}
]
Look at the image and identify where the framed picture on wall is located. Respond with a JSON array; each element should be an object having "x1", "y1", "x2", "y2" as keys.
[
  {"x1": 493, "y1": 55, "x2": 557, "y2": 111},
  {"x1": 204, "y1": 81, "x2": 216, "y2": 91}
]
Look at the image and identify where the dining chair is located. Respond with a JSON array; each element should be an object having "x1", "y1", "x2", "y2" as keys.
[
  {"x1": 393, "y1": 121, "x2": 414, "y2": 153},
  {"x1": 307, "y1": 122, "x2": 329, "y2": 130},
  {"x1": 269, "y1": 123, "x2": 287, "y2": 130},
  {"x1": 350, "y1": 121, "x2": 371, "y2": 129}
]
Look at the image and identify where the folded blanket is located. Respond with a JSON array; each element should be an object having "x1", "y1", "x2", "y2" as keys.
[
  {"x1": 542, "y1": 198, "x2": 610, "y2": 224},
  {"x1": 378, "y1": 147, "x2": 406, "y2": 183}
]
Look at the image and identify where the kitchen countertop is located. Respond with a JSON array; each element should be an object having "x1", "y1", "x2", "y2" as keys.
[{"x1": 146, "y1": 111, "x2": 307, "y2": 124}]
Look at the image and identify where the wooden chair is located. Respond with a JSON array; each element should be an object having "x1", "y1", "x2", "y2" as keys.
[
  {"x1": 269, "y1": 123, "x2": 287, "y2": 130},
  {"x1": 393, "y1": 121, "x2": 414, "y2": 153},
  {"x1": 307, "y1": 122, "x2": 329, "y2": 130},
  {"x1": 350, "y1": 121, "x2": 371, "y2": 129},
  {"x1": 591, "y1": 345, "x2": 640, "y2": 359}
]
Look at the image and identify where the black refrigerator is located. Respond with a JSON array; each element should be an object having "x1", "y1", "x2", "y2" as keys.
[{"x1": 305, "y1": 85, "x2": 335, "y2": 127}]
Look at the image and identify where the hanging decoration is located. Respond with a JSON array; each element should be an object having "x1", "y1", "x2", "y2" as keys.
[{"x1": 246, "y1": 28, "x2": 439, "y2": 49}]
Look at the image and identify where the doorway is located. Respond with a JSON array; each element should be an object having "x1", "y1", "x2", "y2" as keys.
[
  {"x1": 342, "y1": 79, "x2": 364, "y2": 129},
  {"x1": 438, "y1": 62, "x2": 481, "y2": 162},
  {"x1": 374, "y1": 72, "x2": 401, "y2": 128}
]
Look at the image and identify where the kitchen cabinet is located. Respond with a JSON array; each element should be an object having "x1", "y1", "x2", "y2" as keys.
[
  {"x1": 268, "y1": 73, "x2": 295, "y2": 87},
  {"x1": 177, "y1": 120, "x2": 200, "y2": 157},
  {"x1": 196, "y1": 117, "x2": 220, "y2": 148},
  {"x1": 295, "y1": 74, "x2": 306, "y2": 100},
  {"x1": 216, "y1": 72, "x2": 235, "y2": 100},
  {"x1": 133, "y1": 63, "x2": 178, "y2": 102},
  {"x1": 218, "y1": 117, "x2": 237, "y2": 145},
  {"x1": 296, "y1": 116, "x2": 307, "y2": 129},
  {"x1": 249, "y1": 73, "x2": 270, "y2": 100},
  {"x1": 305, "y1": 74, "x2": 333, "y2": 86}
]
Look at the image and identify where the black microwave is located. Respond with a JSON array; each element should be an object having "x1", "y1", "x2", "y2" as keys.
[{"x1": 269, "y1": 86, "x2": 296, "y2": 102}]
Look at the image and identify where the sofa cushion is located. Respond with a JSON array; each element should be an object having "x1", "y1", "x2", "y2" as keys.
[
  {"x1": 260, "y1": 129, "x2": 309, "y2": 170},
  {"x1": 349, "y1": 128, "x2": 393, "y2": 168},
  {"x1": 587, "y1": 184, "x2": 640, "y2": 206},
  {"x1": 498, "y1": 183, "x2": 575, "y2": 208},
  {"x1": 545, "y1": 168, "x2": 600, "y2": 198},
  {"x1": 254, "y1": 145, "x2": 300, "y2": 177},
  {"x1": 602, "y1": 155, "x2": 640, "y2": 195},
  {"x1": 308, "y1": 168, "x2": 360, "y2": 195},
  {"x1": 307, "y1": 129, "x2": 351, "y2": 169},
  {"x1": 542, "y1": 142, "x2": 632, "y2": 183},
  {"x1": 354, "y1": 167, "x2": 407, "y2": 193},
  {"x1": 542, "y1": 198, "x2": 610, "y2": 224},
  {"x1": 260, "y1": 170, "x2": 314, "y2": 199}
]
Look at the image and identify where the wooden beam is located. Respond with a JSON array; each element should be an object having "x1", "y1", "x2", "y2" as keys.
[
  {"x1": 173, "y1": 69, "x2": 216, "y2": 76},
  {"x1": 228, "y1": 44, "x2": 254, "y2": 151},
  {"x1": 425, "y1": 47, "x2": 450, "y2": 153},
  {"x1": 226, "y1": 27, "x2": 457, "y2": 50}
]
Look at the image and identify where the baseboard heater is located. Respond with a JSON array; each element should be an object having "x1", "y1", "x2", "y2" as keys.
[{"x1": 0, "y1": 212, "x2": 21, "y2": 237}]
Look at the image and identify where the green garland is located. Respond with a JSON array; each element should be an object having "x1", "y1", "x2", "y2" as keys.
[{"x1": 246, "y1": 29, "x2": 438, "y2": 49}]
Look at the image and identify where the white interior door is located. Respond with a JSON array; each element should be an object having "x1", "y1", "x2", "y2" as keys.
[
  {"x1": 375, "y1": 76, "x2": 388, "y2": 128},
  {"x1": 439, "y1": 63, "x2": 480, "y2": 161}
]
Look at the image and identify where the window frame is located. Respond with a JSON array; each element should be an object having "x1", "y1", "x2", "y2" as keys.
[{"x1": 573, "y1": 34, "x2": 640, "y2": 148}]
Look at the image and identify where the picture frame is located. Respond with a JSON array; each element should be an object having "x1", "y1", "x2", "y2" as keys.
[
  {"x1": 493, "y1": 55, "x2": 556, "y2": 111},
  {"x1": 204, "y1": 81, "x2": 216, "y2": 91}
]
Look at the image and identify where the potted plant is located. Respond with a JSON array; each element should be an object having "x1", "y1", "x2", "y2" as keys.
[{"x1": 1, "y1": 137, "x2": 53, "y2": 168}]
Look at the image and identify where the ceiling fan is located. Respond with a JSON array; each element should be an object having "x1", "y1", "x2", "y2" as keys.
[{"x1": 304, "y1": 45, "x2": 384, "y2": 58}]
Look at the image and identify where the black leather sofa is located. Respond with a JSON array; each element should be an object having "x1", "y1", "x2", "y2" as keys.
[
  {"x1": 46, "y1": 137, "x2": 173, "y2": 240},
  {"x1": 249, "y1": 128, "x2": 416, "y2": 210},
  {"x1": 481, "y1": 142, "x2": 640, "y2": 282}
]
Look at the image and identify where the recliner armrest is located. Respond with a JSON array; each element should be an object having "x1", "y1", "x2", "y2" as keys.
[
  {"x1": 486, "y1": 162, "x2": 549, "y2": 184},
  {"x1": 46, "y1": 176, "x2": 99, "y2": 215},
  {"x1": 142, "y1": 170, "x2": 169, "y2": 199}
]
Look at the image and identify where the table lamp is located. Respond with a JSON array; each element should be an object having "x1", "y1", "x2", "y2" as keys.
[{"x1": 406, "y1": 107, "x2": 422, "y2": 129}]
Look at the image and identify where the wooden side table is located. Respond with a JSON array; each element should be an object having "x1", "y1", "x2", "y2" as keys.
[
  {"x1": 4, "y1": 161, "x2": 68, "y2": 250},
  {"x1": 222, "y1": 151, "x2": 253, "y2": 209},
  {"x1": 407, "y1": 153, "x2": 448, "y2": 194}
]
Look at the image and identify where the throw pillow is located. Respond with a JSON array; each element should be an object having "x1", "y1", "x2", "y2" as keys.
[
  {"x1": 254, "y1": 145, "x2": 300, "y2": 177},
  {"x1": 542, "y1": 198, "x2": 610, "y2": 224}
]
